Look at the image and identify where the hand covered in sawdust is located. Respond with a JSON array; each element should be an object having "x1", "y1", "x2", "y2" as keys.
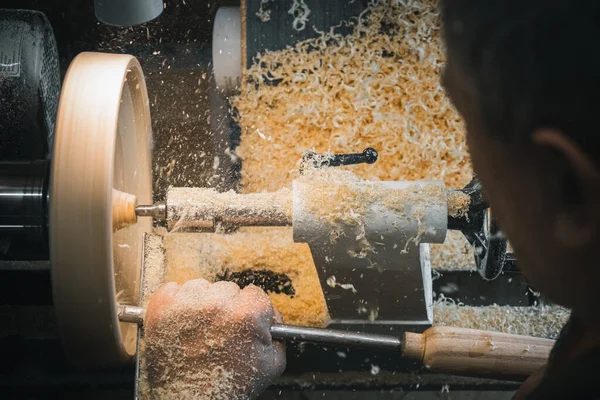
[{"x1": 144, "y1": 279, "x2": 286, "y2": 400}]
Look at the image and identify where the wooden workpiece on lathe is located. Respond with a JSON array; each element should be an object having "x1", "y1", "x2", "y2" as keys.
[{"x1": 112, "y1": 189, "x2": 138, "y2": 231}]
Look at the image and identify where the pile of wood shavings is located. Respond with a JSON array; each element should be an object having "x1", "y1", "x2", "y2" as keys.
[
  {"x1": 430, "y1": 231, "x2": 476, "y2": 271},
  {"x1": 447, "y1": 191, "x2": 471, "y2": 219},
  {"x1": 233, "y1": 0, "x2": 475, "y2": 271},
  {"x1": 162, "y1": 228, "x2": 329, "y2": 327},
  {"x1": 233, "y1": 0, "x2": 470, "y2": 192},
  {"x1": 433, "y1": 300, "x2": 570, "y2": 339}
]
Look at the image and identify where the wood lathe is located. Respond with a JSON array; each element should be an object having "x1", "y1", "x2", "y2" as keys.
[
  {"x1": 126, "y1": 159, "x2": 513, "y2": 328},
  {"x1": 0, "y1": 40, "x2": 543, "y2": 380},
  {"x1": 0, "y1": 4, "x2": 565, "y2": 398}
]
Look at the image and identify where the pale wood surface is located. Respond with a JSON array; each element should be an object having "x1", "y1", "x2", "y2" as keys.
[
  {"x1": 50, "y1": 52, "x2": 152, "y2": 367},
  {"x1": 112, "y1": 189, "x2": 138, "y2": 232},
  {"x1": 403, "y1": 326, "x2": 555, "y2": 382}
]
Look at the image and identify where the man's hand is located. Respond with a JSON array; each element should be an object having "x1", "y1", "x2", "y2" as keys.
[{"x1": 144, "y1": 279, "x2": 286, "y2": 399}]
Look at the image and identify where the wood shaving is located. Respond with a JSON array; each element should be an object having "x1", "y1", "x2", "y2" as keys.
[
  {"x1": 289, "y1": 0, "x2": 311, "y2": 31},
  {"x1": 256, "y1": 0, "x2": 273, "y2": 22},
  {"x1": 326, "y1": 275, "x2": 358, "y2": 294},
  {"x1": 163, "y1": 228, "x2": 329, "y2": 327},
  {"x1": 433, "y1": 300, "x2": 570, "y2": 339},
  {"x1": 233, "y1": 0, "x2": 471, "y2": 193},
  {"x1": 142, "y1": 233, "x2": 166, "y2": 308},
  {"x1": 447, "y1": 191, "x2": 471, "y2": 219},
  {"x1": 430, "y1": 230, "x2": 476, "y2": 271}
]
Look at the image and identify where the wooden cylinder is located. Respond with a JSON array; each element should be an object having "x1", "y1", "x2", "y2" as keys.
[
  {"x1": 402, "y1": 326, "x2": 555, "y2": 382},
  {"x1": 112, "y1": 189, "x2": 138, "y2": 231}
]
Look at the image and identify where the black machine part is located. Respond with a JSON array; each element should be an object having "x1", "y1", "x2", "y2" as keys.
[
  {"x1": 448, "y1": 177, "x2": 516, "y2": 280},
  {"x1": 94, "y1": 0, "x2": 163, "y2": 27},
  {"x1": 300, "y1": 147, "x2": 378, "y2": 172},
  {"x1": 0, "y1": 10, "x2": 60, "y2": 261},
  {"x1": 0, "y1": 9, "x2": 60, "y2": 160},
  {"x1": 0, "y1": 160, "x2": 50, "y2": 260}
]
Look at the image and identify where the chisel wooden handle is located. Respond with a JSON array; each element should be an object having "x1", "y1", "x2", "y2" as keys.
[{"x1": 402, "y1": 326, "x2": 555, "y2": 381}]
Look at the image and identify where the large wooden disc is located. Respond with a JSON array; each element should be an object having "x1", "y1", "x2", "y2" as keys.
[{"x1": 50, "y1": 52, "x2": 152, "y2": 367}]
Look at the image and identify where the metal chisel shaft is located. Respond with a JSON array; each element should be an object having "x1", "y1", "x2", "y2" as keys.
[{"x1": 118, "y1": 305, "x2": 401, "y2": 351}]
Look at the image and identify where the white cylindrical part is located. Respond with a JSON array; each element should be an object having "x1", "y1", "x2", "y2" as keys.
[
  {"x1": 212, "y1": 7, "x2": 242, "y2": 96},
  {"x1": 365, "y1": 181, "x2": 448, "y2": 245},
  {"x1": 293, "y1": 179, "x2": 448, "y2": 258}
]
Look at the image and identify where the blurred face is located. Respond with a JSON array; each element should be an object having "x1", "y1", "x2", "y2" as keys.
[{"x1": 442, "y1": 61, "x2": 593, "y2": 311}]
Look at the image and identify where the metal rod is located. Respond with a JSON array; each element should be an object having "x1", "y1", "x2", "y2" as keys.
[
  {"x1": 135, "y1": 202, "x2": 166, "y2": 220},
  {"x1": 270, "y1": 324, "x2": 402, "y2": 351},
  {"x1": 301, "y1": 148, "x2": 379, "y2": 171},
  {"x1": 118, "y1": 304, "x2": 145, "y2": 324},
  {"x1": 0, "y1": 161, "x2": 50, "y2": 260},
  {"x1": 118, "y1": 305, "x2": 402, "y2": 352}
]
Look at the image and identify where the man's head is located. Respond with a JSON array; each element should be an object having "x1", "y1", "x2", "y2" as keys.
[{"x1": 440, "y1": 0, "x2": 600, "y2": 320}]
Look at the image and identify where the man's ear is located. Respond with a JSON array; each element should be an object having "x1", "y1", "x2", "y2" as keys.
[{"x1": 533, "y1": 128, "x2": 600, "y2": 247}]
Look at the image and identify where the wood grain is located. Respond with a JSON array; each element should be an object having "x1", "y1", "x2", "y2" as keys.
[
  {"x1": 402, "y1": 326, "x2": 555, "y2": 382},
  {"x1": 50, "y1": 52, "x2": 152, "y2": 368},
  {"x1": 112, "y1": 189, "x2": 138, "y2": 232}
]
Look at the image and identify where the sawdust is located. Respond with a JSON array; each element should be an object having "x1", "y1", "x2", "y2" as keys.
[
  {"x1": 138, "y1": 233, "x2": 166, "y2": 399},
  {"x1": 433, "y1": 300, "x2": 570, "y2": 339},
  {"x1": 142, "y1": 233, "x2": 166, "y2": 308},
  {"x1": 298, "y1": 167, "x2": 368, "y2": 228},
  {"x1": 166, "y1": 187, "x2": 292, "y2": 231},
  {"x1": 148, "y1": 367, "x2": 237, "y2": 400},
  {"x1": 296, "y1": 167, "x2": 446, "y2": 260},
  {"x1": 141, "y1": 280, "x2": 283, "y2": 399},
  {"x1": 163, "y1": 228, "x2": 329, "y2": 327},
  {"x1": 233, "y1": 0, "x2": 471, "y2": 192},
  {"x1": 447, "y1": 191, "x2": 471, "y2": 219},
  {"x1": 430, "y1": 231, "x2": 476, "y2": 271},
  {"x1": 299, "y1": 168, "x2": 446, "y2": 225}
]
